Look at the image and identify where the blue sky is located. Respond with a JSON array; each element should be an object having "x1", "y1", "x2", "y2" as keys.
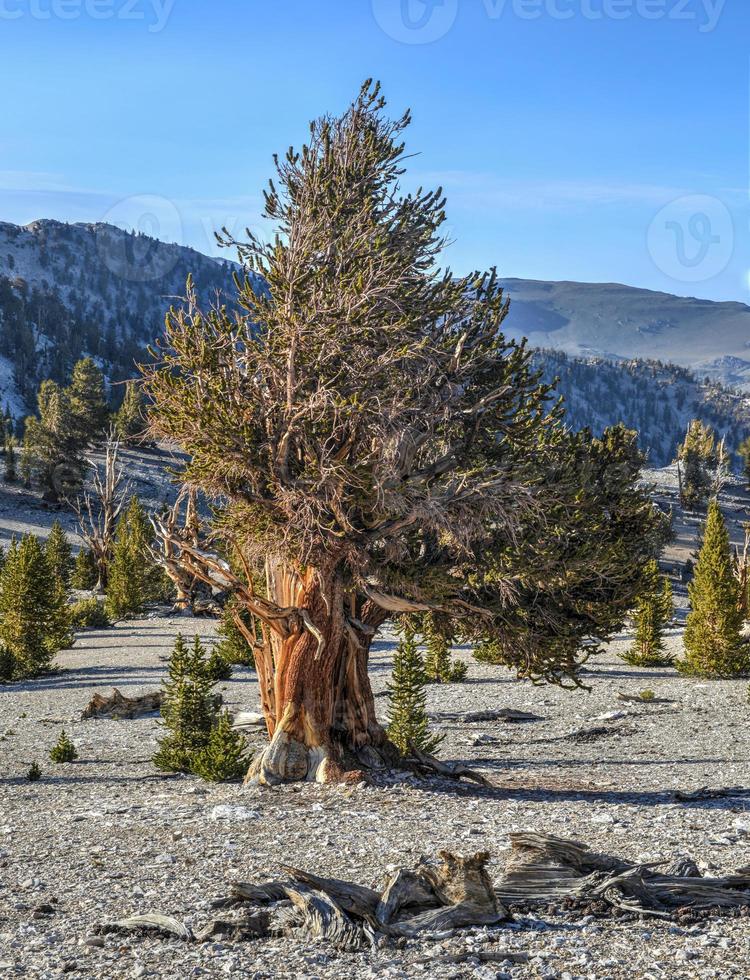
[{"x1": 0, "y1": 0, "x2": 746, "y2": 301}]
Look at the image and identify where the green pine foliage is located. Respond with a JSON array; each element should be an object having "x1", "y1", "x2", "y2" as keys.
[
  {"x1": 49, "y1": 729, "x2": 78, "y2": 763},
  {"x1": 45, "y1": 521, "x2": 73, "y2": 589},
  {"x1": 678, "y1": 420, "x2": 718, "y2": 511},
  {"x1": 192, "y1": 710, "x2": 247, "y2": 782},
  {"x1": 67, "y1": 357, "x2": 109, "y2": 445},
  {"x1": 153, "y1": 635, "x2": 216, "y2": 773},
  {"x1": 69, "y1": 597, "x2": 111, "y2": 630},
  {"x1": 0, "y1": 535, "x2": 63, "y2": 680},
  {"x1": 71, "y1": 547, "x2": 99, "y2": 590},
  {"x1": 27, "y1": 761, "x2": 42, "y2": 781},
  {"x1": 387, "y1": 629, "x2": 443, "y2": 755},
  {"x1": 105, "y1": 496, "x2": 169, "y2": 618},
  {"x1": 4, "y1": 439, "x2": 16, "y2": 482},
  {"x1": 115, "y1": 381, "x2": 147, "y2": 443},
  {"x1": 45, "y1": 521, "x2": 74, "y2": 651},
  {"x1": 681, "y1": 499, "x2": 750, "y2": 678},
  {"x1": 213, "y1": 600, "x2": 255, "y2": 666},
  {"x1": 422, "y1": 616, "x2": 467, "y2": 683},
  {"x1": 621, "y1": 560, "x2": 674, "y2": 667}
]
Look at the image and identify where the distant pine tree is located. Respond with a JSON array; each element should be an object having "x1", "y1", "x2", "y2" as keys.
[
  {"x1": 681, "y1": 500, "x2": 749, "y2": 678},
  {"x1": 114, "y1": 381, "x2": 147, "y2": 444},
  {"x1": 67, "y1": 357, "x2": 108, "y2": 445},
  {"x1": 422, "y1": 616, "x2": 467, "y2": 683},
  {"x1": 71, "y1": 547, "x2": 98, "y2": 591},
  {"x1": 622, "y1": 560, "x2": 674, "y2": 667},
  {"x1": 105, "y1": 496, "x2": 162, "y2": 618},
  {"x1": 27, "y1": 761, "x2": 41, "y2": 781},
  {"x1": 153, "y1": 635, "x2": 215, "y2": 773},
  {"x1": 4, "y1": 439, "x2": 16, "y2": 482},
  {"x1": 45, "y1": 520, "x2": 73, "y2": 589},
  {"x1": 192, "y1": 711, "x2": 247, "y2": 782},
  {"x1": 0, "y1": 535, "x2": 61, "y2": 679},
  {"x1": 387, "y1": 628, "x2": 443, "y2": 755}
]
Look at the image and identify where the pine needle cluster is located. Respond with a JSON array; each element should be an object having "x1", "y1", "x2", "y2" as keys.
[{"x1": 153, "y1": 634, "x2": 246, "y2": 781}]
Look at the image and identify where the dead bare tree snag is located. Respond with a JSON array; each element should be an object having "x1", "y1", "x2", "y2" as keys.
[
  {"x1": 72, "y1": 432, "x2": 129, "y2": 591},
  {"x1": 143, "y1": 82, "x2": 666, "y2": 783}
]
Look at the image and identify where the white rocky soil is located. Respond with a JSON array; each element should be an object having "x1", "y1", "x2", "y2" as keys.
[{"x1": 0, "y1": 466, "x2": 749, "y2": 978}]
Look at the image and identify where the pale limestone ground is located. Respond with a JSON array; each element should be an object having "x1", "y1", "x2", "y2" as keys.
[{"x1": 1, "y1": 615, "x2": 749, "y2": 979}]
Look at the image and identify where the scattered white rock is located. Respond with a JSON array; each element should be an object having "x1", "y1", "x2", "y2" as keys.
[{"x1": 209, "y1": 805, "x2": 261, "y2": 822}]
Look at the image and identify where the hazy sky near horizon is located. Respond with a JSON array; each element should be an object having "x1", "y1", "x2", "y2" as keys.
[{"x1": 0, "y1": 0, "x2": 747, "y2": 302}]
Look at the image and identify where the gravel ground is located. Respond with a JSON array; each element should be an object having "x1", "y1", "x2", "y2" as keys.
[{"x1": 1, "y1": 614, "x2": 750, "y2": 979}]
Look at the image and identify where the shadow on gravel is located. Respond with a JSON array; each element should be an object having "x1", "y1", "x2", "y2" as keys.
[
  {"x1": 3, "y1": 665, "x2": 167, "y2": 692},
  {"x1": 404, "y1": 771, "x2": 750, "y2": 810}
]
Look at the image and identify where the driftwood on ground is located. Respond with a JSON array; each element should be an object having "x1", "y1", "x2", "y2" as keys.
[
  {"x1": 100, "y1": 832, "x2": 750, "y2": 947},
  {"x1": 406, "y1": 743, "x2": 494, "y2": 787},
  {"x1": 81, "y1": 688, "x2": 163, "y2": 720},
  {"x1": 496, "y1": 833, "x2": 750, "y2": 917}
]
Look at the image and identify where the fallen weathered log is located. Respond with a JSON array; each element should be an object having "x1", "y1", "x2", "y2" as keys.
[
  {"x1": 102, "y1": 914, "x2": 191, "y2": 939},
  {"x1": 495, "y1": 833, "x2": 750, "y2": 917},
  {"x1": 81, "y1": 688, "x2": 163, "y2": 720},
  {"x1": 673, "y1": 786, "x2": 749, "y2": 803},
  {"x1": 231, "y1": 849, "x2": 509, "y2": 947},
  {"x1": 407, "y1": 743, "x2": 494, "y2": 787},
  {"x1": 463, "y1": 708, "x2": 542, "y2": 723}
]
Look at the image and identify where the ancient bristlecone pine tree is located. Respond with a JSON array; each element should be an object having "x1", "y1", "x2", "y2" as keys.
[{"x1": 144, "y1": 82, "x2": 664, "y2": 784}]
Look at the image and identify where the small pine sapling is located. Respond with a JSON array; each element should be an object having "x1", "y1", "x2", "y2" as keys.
[
  {"x1": 153, "y1": 634, "x2": 215, "y2": 772},
  {"x1": 422, "y1": 616, "x2": 467, "y2": 683},
  {"x1": 192, "y1": 711, "x2": 247, "y2": 782},
  {"x1": 49, "y1": 729, "x2": 78, "y2": 763},
  {"x1": 71, "y1": 547, "x2": 99, "y2": 591},
  {"x1": 387, "y1": 628, "x2": 443, "y2": 756},
  {"x1": 621, "y1": 560, "x2": 674, "y2": 668},
  {"x1": 27, "y1": 761, "x2": 42, "y2": 781},
  {"x1": 681, "y1": 500, "x2": 750, "y2": 678}
]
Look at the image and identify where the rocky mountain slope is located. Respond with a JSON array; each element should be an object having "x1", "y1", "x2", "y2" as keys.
[
  {"x1": 0, "y1": 219, "x2": 243, "y2": 414},
  {"x1": 0, "y1": 220, "x2": 747, "y2": 466},
  {"x1": 501, "y1": 277, "x2": 750, "y2": 387},
  {"x1": 537, "y1": 351, "x2": 750, "y2": 468}
]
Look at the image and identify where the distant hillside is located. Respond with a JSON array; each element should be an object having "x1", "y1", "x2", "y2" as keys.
[
  {"x1": 502, "y1": 278, "x2": 750, "y2": 389},
  {"x1": 1, "y1": 220, "x2": 747, "y2": 465},
  {"x1": 536, "y1": 350, "x2": 750, "y2": 468},
  {"x1": 0, "y1": 219, "x2": 244, "y2": 416}
]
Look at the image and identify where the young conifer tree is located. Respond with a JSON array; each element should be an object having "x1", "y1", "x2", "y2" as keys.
[
  {"x1": 45, "y1": 521, "x2": 74, "y2": 649},
  {"x1": 4, "y1": 439, "x2": 16, "y2": 482},
  {"x1": 681, "y1": 499, "x2": 749, "y2": 677},
  {"x1": 153, "y1": 635, "x2": 215, "y2": 772},
  {"x1": 71, "y1": 547, "x2": 99, "y2": 591},
  {"x1": 192, "y1": 711, "x2": 247, "y2": 782},
  {"x1": 423, "y1": 615, "x2": 467, "y2": 683},
  {"x1": 387, "y1": 628, "x2": 443, "y2": 755},
  {"x1": 114, "y1": 381, "x2": 147, "y2": 444},
  {"x1": 67, "y1": 357, "x2": 109, "y2": 445},
  {"x1": 0, "y1": 535, "x2": 61, "y2": 678},
  {"x1": 105, "y1": 496, "x2": 160, "y2": 618},
  {"x1": 622, "y1": 560, "x2": 674, "y2": 667}
]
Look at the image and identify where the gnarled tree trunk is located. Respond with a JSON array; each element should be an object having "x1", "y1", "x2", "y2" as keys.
[{"x1": 245, "y1": 563, "x2": 390, "y2": 785}]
